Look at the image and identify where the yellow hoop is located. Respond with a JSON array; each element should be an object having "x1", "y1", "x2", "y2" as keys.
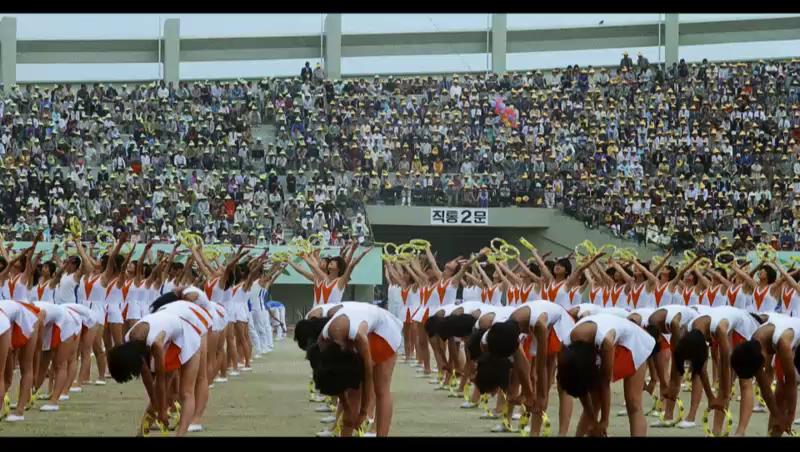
[
  {"x1": 756, "y1": 243, "x2": 777, "y2": 264},
  {"x1": 409, "y1": 239, "x2": 431, "y2": 251},
  {"x1": 490, "y1": 238, "x2": 508, "y2": 253},
  {"x1": 518, "y1": 237, "x2": 536, "y2": 252},
  {"x1": 499, "y1": 244, "x2": 520, "y2": 259},
  {"x1": 658, "y1": 398, "x2": 685, "y2": 427},
  {"x1": 702, "y1": 406, "x2": 733, "y2": 437}
]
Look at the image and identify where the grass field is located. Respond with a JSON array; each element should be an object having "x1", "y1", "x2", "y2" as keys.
[{"x1": 0, "y1": 338, "x2": 777, "y2": 437}]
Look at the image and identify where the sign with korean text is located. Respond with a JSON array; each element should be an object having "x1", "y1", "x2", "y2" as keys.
[{"x1": 430, "y1": 208, "x2": 489, "y2": 226}]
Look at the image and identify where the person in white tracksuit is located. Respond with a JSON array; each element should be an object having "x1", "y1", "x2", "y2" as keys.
[
  {"x1": 249, "y1": 263, "x2": 284, "y2": 355},
  {"x1": 267, "y1": 300, "x2": 287, "y2": 341}
]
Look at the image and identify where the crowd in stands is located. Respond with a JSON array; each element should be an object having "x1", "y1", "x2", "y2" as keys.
[
  {"x1": 0, "y1": 77, "x2": 370, "y2": 246},
  {"x1": 2, "y1": 54, "x2": 800, "y2": 256}
]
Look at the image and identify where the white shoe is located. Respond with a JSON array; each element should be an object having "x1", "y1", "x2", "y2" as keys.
[
  {"x1": 59, "y1": 395, "x2": 70, "y2": 401},
  {"x1": 676, "y1": 420, "x2": 696, "y2": 429},
  {"x1": 241, "y1": 367, "x2": 253, "y2": 372},
  {"x1": 523, "y1": 425, "x2": 531, "y2": 434},
  {"x1": 188, "y1": 424, "x2": 204, "y2": 433},
  {"x1": 311, "y1": 395, "x2": 327, "y2": 403},
  {"x1": 460, "y1": 402, "x2": 477, "y2": 409},
  {"x1": 316, "y1": 430, "x2": 335, "y2": 437},
  {"x1": 491, "y1": 424, "x2": 511, "y2": 433},
  {"x1": 480, "y1": 412, "x2": 499, "y2": 420},
  {"x1": 208, "y1": 384, "x2": 215, "y2": 389},
  {"x1": 5, "y1": 414, "x2": 24, "y2": 422},
  {"x1": 794, "y1": 418, "x2": 800, "y2": 425},
  {"x1": 213, "y1": 377, "x2": 228, "y2": 383},
  {"x1": 314, "y1": 405, "x2": 334, "y2": 413},
  {"x1": 37, "y1": 393, "x2": 51, "y2": 401},
  {"x1": 362, "y1": 432, "x2": 377, "y2": 437},
  {"x1": 753, "y1": 405, "x2": 767, "y2": 413},
  {"x1": 512, "y1": 413, "x2": 521, "y2": 421},
  {"x1": 428, "y1": 378, "x2": 440, "y2": 384},
  {"x1": 650, "y1": 419, "x2": 675, "y2": 428},
  {"x1": 69, "y1": 387, "x2": 82, "y2": 393},
  {"x1": 254, "y1": 354, "x2": 262, "y2": 359},
  {"x1": 616, "y1": 409, "x2": 628, "y2": 417},
  {"x1": 94, "y1": 380, "x2": 106, "y2": 386},
  {"x1": 229, "y1": 370, "x2": 241, "y2": 376},
  {"x1": 320, "y1": 415, "x2": 337, "y2": 424},
  {"x1": 40, "y1": 404, "x2": 59, "y2": 412}
]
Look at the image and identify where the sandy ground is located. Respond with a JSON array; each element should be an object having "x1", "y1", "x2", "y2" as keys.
[{"x1": 1, "y1": 338, "x2": 776, "y2": 437}]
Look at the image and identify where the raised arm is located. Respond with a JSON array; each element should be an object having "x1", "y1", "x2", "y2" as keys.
[
  {"x1": 299, "y1": 253, "x2": 328, "y2": 281},
  {"x1": 116, "y1": 239, "x2": 138, "y2": 288},
  {"x1": 474, "y1": 262, "x2": 493, "y2": 287},
  {"x1": 565, "y1": 253, "x2": 606, "y2": 288},
  {"x1": 73, "y1": 239, "x2": 97, "y2": 275},
  {"x1": 777, "y1": 265, "x2": 800, "y2": 294},
  {"x1": 452, "y1": 251, "x2": 488, "y2": 285},
  {"x1": 631, "y1": 259, "x2": 659, "y2": 292},
  {"x1": 514, "y1": 256, "x2": 542, "y2": 284},
  {"x1": 102, "y1": 232, "x2": 128, "y2": 285},
  {"x1": 609, "y1": 259, "x2": 635, "y2": 287},
  {"x1": 706, "y1": 267, "x2": 733, "y2": 289},
  {"x1": 135, "y1": 241, "x2": 154, "y2": 284},
  {"x1": 729, "y1": 261, "x2": 756, "y2": 292},
  {"x1": 424, "y1": 247, "x2": 443, "y2": 280},
  {"x1": 286, "y1": 259, "x2": 316, "y2": 282},
  {"x1": 497, "y1": 261, "x2": 523, "y2": 285},
  {"x1": 339, "y1": 247, "x2": 370, "y2": 289},
  {"x1": 25, "y1": 252, "x2": 43, "y2": 288},
  {"x1": 529, "y1": 249, "x2": 554, "y2": 283}
]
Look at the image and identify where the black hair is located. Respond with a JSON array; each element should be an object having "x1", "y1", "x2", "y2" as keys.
[
  {"x1": 555, "y1": 258, "x2": 572, "y2": 277},
  {"x1": 557, "y1": 341, "x2": 600, "y2": 398},
  {"x1": 644, "y1": 325, "x2": 661, "y2": 358},
  {"x1": 107, "y1": 340, "x2": 150, "y2": 383},
  {"x1": 328, "y1": 256, "x2": 347, "y2": 277},
  {"x1": 527, "y1": 262, "x2": 541, "y2": 277},
  {"x1": 312, "y1": 342, "x2": 365, "y2": 396},
  {"x1": 673, "y1": 329, "x2": 708, "y2": 376},
  {"x1": 0, "y1": 257, "x2": 6, "y2": 272},
  {"x1": 664, "y1": 265, "x2": 677, "y2": 281},
  {"x1": 424, "y1": 315, "x2": 445, "y2": 339},
  {"x1": 483, "y1": 263, "x2": 496, "y2": 280},
  {"x1": 795, "y1": 347, "x2": 800, "y2": 376},
  {"x1": 544, "y1": 260, "x2": 556, "y2": 275},
  {"x1": 149, "y1": 291, "x2": 180, "y2": 313},
  {"x1": 730, "y1": 340, "x2": 764, "y2": 379},
  {"x1": 485, "y1": 320, "x2": 521, "y2": 358},
  {"x1": 440, "y1": 314, "x2": 478, "y2": 340},
  {"x1": 143, "y1": 263, "x2": 153, "y2": 278},
  {"x1": 294, "y1": 317, "x2": 329, "y2": 351},
  {"x1": 759, "y1": 265, "x2": 777, "y2": 285},
  {"x1": 67, "y1": 255, "x2": 81, "y2": 269},
  {"x1": 467, "y1": 328, "x2": 486, "y2": 361},
  {"x1": 306, "y1": 342, "x2": 322, "y2": 369},
  {"x1": 43, "y1": 261, "x2": 57, "y2": 277},
  {"x1": 714, "y1": 267, "x2": 728, "y2": 280},
  {"x1": 474, "y1": 354, "x2": 512, "y2": 394}
]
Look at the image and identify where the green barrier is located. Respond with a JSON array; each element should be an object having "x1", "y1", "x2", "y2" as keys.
[{"x1": 3, "y1": 242, "x2": 382, "y2": 285}]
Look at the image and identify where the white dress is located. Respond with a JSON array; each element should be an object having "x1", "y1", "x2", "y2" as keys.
[
  {"x1": 127, "y1": 310, "x2": 202, "y2": 367},
  {"x1": 0, "y1": 299, "x2": 39, "y2": 339},
  {"x1": 462, "y1": 285, "x2": 482, "y2": 303},
  {"x1": 516, "y1": 300, "x2": 575, "y2": 356},
  {"x1": 33, "y1": 301, "x2": 82, "y2": 351},
  {"x1": 322, "y1": 302, "x2": 403, "y2": 352},
  {"x1": 567, "y1": 313, "x2": 656, "y2": 373},
  {"x1": 690, "y1": 306, "x2": 760, "y2": 340}
]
